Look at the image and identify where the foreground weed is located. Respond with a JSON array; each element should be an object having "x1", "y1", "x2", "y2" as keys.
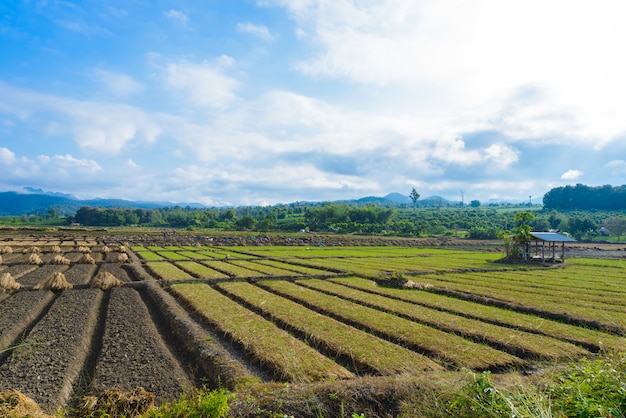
[
  {"x1": 447, "y1": 370, "x2": 553, "y2": 418},
  {"x1": 548, "y1": 351, "x2": 626, "y2": 418},
  {"x1": 146, "y1": 386, "x2": 232, "y2": 418}
]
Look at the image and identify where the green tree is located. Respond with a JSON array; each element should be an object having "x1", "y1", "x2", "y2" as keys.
[
  {"x1": 409, "y1": 188, "x2": 420, "y2": 207},
  {"x1": 603, "y1": 216, "x2": 626, "y2": 241}
]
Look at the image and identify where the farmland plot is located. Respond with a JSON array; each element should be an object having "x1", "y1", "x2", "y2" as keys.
[{"x1": 1, "y1": 237, "x2": 626, "y2": 416}]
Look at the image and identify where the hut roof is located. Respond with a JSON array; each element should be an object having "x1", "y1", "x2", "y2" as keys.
[{"x1": 530, "y1": 232, "x2": 577, "y2": 242}]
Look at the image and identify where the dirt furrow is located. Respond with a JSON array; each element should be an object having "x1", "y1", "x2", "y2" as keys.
[
  {"x1": 0, "y1": 290, "x2": 55, "y2": 356},
  {"x1": 90, "y1": 287, "x2": 190, "y2": 404},
  {"x1": 0, "y1": 289, "x2": 102, "y2": 412}
]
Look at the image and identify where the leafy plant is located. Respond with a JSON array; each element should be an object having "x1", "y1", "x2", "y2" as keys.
[{"x1": 146, "y1": 386, "x2": 233, "y2": 418}]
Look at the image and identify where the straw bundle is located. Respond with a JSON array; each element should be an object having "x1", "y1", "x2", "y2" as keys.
[
  {"x1": 49, "y1": 245, "x2": 62, "y2": 253},
  {"x1": 0, "y1": 273, "x2": 21, "y2": 293},
  {"x1": 101, "y1": 245, "x2": 111, "y2": 253},
  {"x1": 23, "y1": 246, "x2": 41, "y2": 254},
  {"x1": 77, "y1": 246, "x2": 91, "y2": 253},
  {"x1": 50, "y1": 255, "x2": 71, "y2": 265},
  {"x1": 0, "y1": 389, "x2": 52, "y2": 418},
  {"x1": 78, "y1": 254, "x2": 96, "y2": 264},
  {"x1": 34, "y1": 272, "x2": 73, "y2": 291},
  {"x1": 77, "y1": 387, "x2": 155, "y2": 418},
  {"x1": 27, "y1": 253, "x2": 43, "y2": 265},
  {"x1": 0, "y1": 246, "x2": 12, "y2": 254},
  {"x1": 117, "y1": 253, "x2": 129, "y2": 263},
  {"x1": 90, "y1": 270, "x2": 124, "y2": 290}
]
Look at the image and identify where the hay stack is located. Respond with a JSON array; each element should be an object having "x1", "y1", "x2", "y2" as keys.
[
  {"x1": 118, "y1": 245, "x2": 127, "y2": 253},
  {"x1": 90, "y1": 270, "x2": 124, "y2": 290},
  {"x1": 0, "y1": 273, "x2": 21, "y2": 293},
  {"x1": 23, "y1": 246, "x2": 41, "y2": 254},
  {"x1": 77, "y1": 387, "x2": 155, "y2": 418},
  {"x1": 0, "y1": 254, "x2": 2, "y2": 265},
  {"x1": 50, "y1": 255, "x2": 71, "y2": 265},
  {"x1": 0, "y1": 389, "x2": 52, "y2": 418},
  {"x1": 34, "y1": 272, "x2": 73, "y2": 291},
  {"x1": 78, "y1": 254, "x2": 96, "y2": 264},
  {"x1": 101, "y1": 245, "x2": 111, "y2": 253},
  {"x1": 49, "y1": 245, "x2": 62, "y2": 253},
  {"x1": 0, "y1": 246, "x2": 12, "y2": 254},
  {"x1": 27, "y1": 253, "x2": 43, "y2": 265},
  {"x1": 77, "y1": 246, "x2": 91, "y2": 254},
  {"x1": 117, "y1": 253, "x2": 129, "y2": 263}
]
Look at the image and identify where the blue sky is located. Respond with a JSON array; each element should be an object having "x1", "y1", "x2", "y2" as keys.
[{"x1": 2, "y1": 0, "x2": 626, "y2": 206}]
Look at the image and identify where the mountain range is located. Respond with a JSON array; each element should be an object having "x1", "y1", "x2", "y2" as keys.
[{"x1": 0, "y1": 188, "x2": 468, "y2": 217}]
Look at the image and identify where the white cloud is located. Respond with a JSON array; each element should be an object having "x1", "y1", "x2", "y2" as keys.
[
  {"x1": 93, "y1": 69, "x2": 144, "y2": 97},
  {"x1": 237, "y1": 22, "x2": 274, "y2": 40},
  {"x1": 561, "y1": 169, "x2": 584, "y2": 181},
  {"x1": 604, "y1": 160, "x2": 626, "y2": 176},
  {"x1": 164, "y1": 10, "x2": 188, "y2": 25},
  {"x1": 0, "y1": 82, "x2": 161, "y2": 156},
  {"x1": 0, "y1": 147, "x2": 16, "y2": 165},
  {"x1": 38, "y1": 154, "x2": 102, "y2": 172},
  {"x1": 484, "y1": 144, "x2": 519, "y2": 168},
  {"x1": 162, "y1": 59, "x2": 239, "y2": 109}
]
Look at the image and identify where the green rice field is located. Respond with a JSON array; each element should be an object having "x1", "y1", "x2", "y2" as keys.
[{"x1": 131, "y1": 244, "x2": 626, "y2": 382}]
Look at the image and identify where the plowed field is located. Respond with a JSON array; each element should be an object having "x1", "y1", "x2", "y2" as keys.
[{"x1": 0, "y1": 231, "x2": 624, "y2": 417}]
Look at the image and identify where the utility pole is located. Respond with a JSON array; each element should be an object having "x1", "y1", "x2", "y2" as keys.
[{"x1": 460, "y1": 190, "x2": 464, "y2": 207}]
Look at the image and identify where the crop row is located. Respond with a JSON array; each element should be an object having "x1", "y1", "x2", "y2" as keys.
[
  {"x1": 170, "y1": 283, "x2": 354, "y2": 382},
  {"x1": 330, "y1": 277, "x2": 626, "y2": 353},
  {"x1": 407, "y1": 272, "x2": 626, "y2": 333}
]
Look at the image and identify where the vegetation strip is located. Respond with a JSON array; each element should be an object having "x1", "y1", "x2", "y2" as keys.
[
  {"x1": 299, "y1": 279, "x2": 588, "y2": 360},
  {"x1": 171, "y1": 282, "x2": 354, "y2": 383},
  {"x1": 331, "y1": 277, "x2": 626, "y2": 353},
  {"x1": 258, "y1": 280, "x2": 523, "y2": 371},
  {"x1": 216, "y1": 281, "x2": 442, "y2": 375},
  {"x1": 146, "y1": 282, "x2": 259, "y2": 390},
  {"x1": 409, "y1": 273, "x2": 626, "y2": 334}
]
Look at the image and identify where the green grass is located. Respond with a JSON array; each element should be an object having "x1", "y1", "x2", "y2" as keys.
[
  {"x1": 216, "y1": 281, "x2": 442, "y2": 375},
  {"x1": 299, "y1": 279, "x2": 588, "y2": 360},
  {"x1": 175, "y1": 261, "x2": 229, "y2": 279},
  {"x1": 170, "y1": 283, "x2": 354, "y2": 383},
  {"x1": 146, "y1": 261, "x2": 194, "y2": 280},
  {"x1": 258, "y1": 279, "x2": 522, "y2": 370}
]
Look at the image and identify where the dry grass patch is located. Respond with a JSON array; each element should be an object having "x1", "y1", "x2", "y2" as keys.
[
  {"x1": 49, "y1": 255, "x2": 71, "y2": 265},
  {"x1": 77, "y1": 387, "x2": 155, "y2": 418},
  {"x1": 34, "y1": 272, "x2": 73, "y2": 291},
  {"x1": 90, "y1": 270, "x2": 125, "y2": 290},
  {"x1": 0, "y1": 389, "x2": 52, "y2": 418},
  {"x1": 0, "y1": 272, "x2": 21, "y2": 293}
]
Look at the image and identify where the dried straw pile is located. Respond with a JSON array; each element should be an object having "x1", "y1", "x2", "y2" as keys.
[
  {"x1": 77, "y1": 246, "x2": 91, "y2": 254},
  {"x1": 101, "y1": 245, "x2": 111, "y2": 253},
  {"x1": 78, "y1": 254, "x2": 96, "y2": 264},
  {"x1": 0, "y1": 272, "x2": 21, "y2": 293},
  {"x1": 77, "y1": 387, "x2": 155, "y2": 418},
  {"x1": 0, "y1": 246, "x2": 12, "y2": 254},
  {"x1": 23, "y1": 246, "x2": 41, "y2": 254},
  {"x1": 117, "y1": 253, "x2": 129, "y2": 263},
  {"x1": 90, "y1": 270, "x2": 124, "y2": 290},
  {"x1": 0, "y1": 389, "x2": 52, "y2": 418},
  {"x1": 34, "y1": 272, "x2": 73, "y2": 291},
  {"x1": 50, "y1": 255, "x2": 71, "y2": 265},
  {"x1": 49, "y1": 245, "x2": 62, "y2": 253},
  {"x1": 27, "y1": 253, "x2": 43, "y2": 265}
]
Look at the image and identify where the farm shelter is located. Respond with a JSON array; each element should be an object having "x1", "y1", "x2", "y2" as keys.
[{"x1": 530, "y1": 232, "x2": 577, "y2": 262}]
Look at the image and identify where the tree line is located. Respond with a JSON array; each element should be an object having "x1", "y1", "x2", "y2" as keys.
[{"x1": 543, "y1": 184, "x2": 626, "y2": 210}]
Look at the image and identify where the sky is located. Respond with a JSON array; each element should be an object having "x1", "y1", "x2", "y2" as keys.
[{"x1": 2, "y1": 1, "x2": 626, "y2": 207}]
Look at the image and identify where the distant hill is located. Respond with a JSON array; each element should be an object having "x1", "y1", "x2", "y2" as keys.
[
  {"x1": 0, "y1": 188, "x2": 463, "y2": 217},
  {"x1": 0, "y1": 189, "x2": 205, "y2": 216}
]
